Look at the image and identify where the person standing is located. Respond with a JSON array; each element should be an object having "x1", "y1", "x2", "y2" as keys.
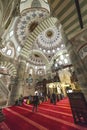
[
  {"x1": 52, "y1": 93, "x2": 56, "y2": 105},
  {"x1": 32, "y1": 93, "x2": 39, "y2": 112},
  {"x1": 19, "y1": 94, "x2": 24, "y2": 106}
]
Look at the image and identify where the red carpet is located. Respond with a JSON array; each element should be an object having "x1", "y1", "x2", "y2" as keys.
[{"x1": 2, "y1": 98, "x2": 87, "y2": 130}]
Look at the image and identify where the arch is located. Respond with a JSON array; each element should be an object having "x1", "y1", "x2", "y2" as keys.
[
  {"x1": 50, "y1": 50, "x2": 67, "y2": 65},
  {"x1": 1, "y1": 40, "x2": 16, "y2": 58},
  {"x1": 29, "y1": 49, "x2": 49, "y2": 66},
  {"x1": 20, "y1": 17, "x2": 58, "y2": 58},
  {"x1": 0, "y1": 61, "x2": 17, "y2": 76}
]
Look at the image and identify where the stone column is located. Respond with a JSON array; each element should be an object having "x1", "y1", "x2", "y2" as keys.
[
  {"x1": 17, "y1": 59, "x2": 26, "y2": 95},
  {"x1": 8, "y1": 58, "x2": 26, "y2": 105},
  {"x1": 60, "y1": 27, "x2": 87, "y2": 101}
]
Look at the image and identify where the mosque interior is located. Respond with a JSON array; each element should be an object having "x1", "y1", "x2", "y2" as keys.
[{"x1": 0, "y1": 0, "x2": 87, "y2": 109}]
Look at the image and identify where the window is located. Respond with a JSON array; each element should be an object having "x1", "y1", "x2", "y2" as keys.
[
  {"x1": 2, "y1": 47, "x2": 7, "y2": 52},
  {"x1": 29, "y1": 68, "x2": 33, "y2": 75},
  {"x1": 6, "y1": 49, "x2": 12, "y2": 56},
  {"x1": 17, "y1": 46, "x2": 21, "y2": 52},
  {"x1": 9, "y1": 30, "x2": 14, "y2": 37}
]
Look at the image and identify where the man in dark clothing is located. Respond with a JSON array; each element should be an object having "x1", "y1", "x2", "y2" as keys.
[
  {"x1": 19, "y1": 94, "x2": 24, "y2": 106},
  {"x1": 32, "y1": 93, "x2": 39, "y2": 112},
  {"x1": 52, "y1": 93, "x2": 56, "y2": 105}
]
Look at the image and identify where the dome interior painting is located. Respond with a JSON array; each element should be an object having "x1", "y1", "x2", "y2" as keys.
[{"x1": 0, "y1": 0, "x2": 72, "y2": 78}]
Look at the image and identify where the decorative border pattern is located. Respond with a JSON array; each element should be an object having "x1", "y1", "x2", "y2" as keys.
[
  {"x1": 37, "y1": 26, "x2": 62, "y2": 49},
  {"x1": 14, "y1": 8, "x2": 49, "y2": 46}
]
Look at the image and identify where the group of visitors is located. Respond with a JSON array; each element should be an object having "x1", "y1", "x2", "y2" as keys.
[
  {"x1": 15, "y1": 94, "x2": 24, "y2": 106},
  {"x1": 15, "y1": 92, "x2": 64, "y2": 112},
  {"x1": 50, "y1": 92, "x2": 64, "y2": 104},
  {"x1": 15, "y1": 93, "x2": 40, "y2": 112}
]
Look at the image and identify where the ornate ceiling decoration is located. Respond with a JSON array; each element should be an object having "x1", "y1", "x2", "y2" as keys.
[
  {"x1": 37, "y1": 26, "x2": 62, "y2": 50},
  {"x1": 28, "y1": 53, "x2": 45, "y2": 66},
  {"x1": 14, "y1": 8, "x2": 49, "y2": 46},
  {"x1": 0, "y1": 61, "x2": 17, "y2": 76},
  {"x1": 20, "y1": 17, "x2": 58, "y2": 58},
  {"x1": 27, "y1": 49, "x2": 49, "y2": 66},
  {"x1": 36, "y1": 26, "x2": 67, "y2": 61}
]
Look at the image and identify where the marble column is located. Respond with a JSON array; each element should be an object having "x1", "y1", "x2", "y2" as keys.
[
  {"x1": 60, "y1": 27, "x2": 87, "y2": 101},
  {"x1": 8, "y1": 58, "x2": 26, "y2": 105}
]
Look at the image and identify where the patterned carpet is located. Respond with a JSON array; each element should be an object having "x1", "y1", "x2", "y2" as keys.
[{"x1": 1, "y1": 98, "x2": 87, "y2": 130}]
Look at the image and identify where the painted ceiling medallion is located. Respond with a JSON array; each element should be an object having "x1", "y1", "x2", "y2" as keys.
[
  {"x1": 14, "y1": 8, "x2": 49, "y2": 46},
  {"x1": 46, "y1": 30, "x2": 53, "y2": 38},
  {"x1": 37, "y1": 26, "x2": 62, "y2": 49}
]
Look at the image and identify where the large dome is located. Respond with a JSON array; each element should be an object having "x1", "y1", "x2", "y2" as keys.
[
  {"x1": 14, "y1": 8, "x2": 49, "y2": 46},
  {"x1": 37, "y1": 26, "x2": 62, "y2": 50}
]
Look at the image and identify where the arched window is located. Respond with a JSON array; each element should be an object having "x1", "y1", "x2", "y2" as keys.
[{"x1": 6, "y1": 49, "x2": 12, "y2": 56}]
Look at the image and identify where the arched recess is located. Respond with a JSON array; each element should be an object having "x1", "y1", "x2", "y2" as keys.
[
  {"x1": 29, "y1": 49, "x2": 49, "y2": 67},
  {"x1": 48, "y1": 49, "x2": 68, "y2": 69},
  {"x1": 20, "y1": 17, "x2": 58, "y2": 58},
  {"x1": 29, "y1": 67, "x2": 34, "y2": 75},
  {"x1": 1, "y1": 40, "x2": 16, "y2": 58},
  {"x1": 0, "y1": 61, "x2": 17, "y2": 76},
  {"x1": 7, "y1": 40, "x2": 16, "y2": 58}
]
